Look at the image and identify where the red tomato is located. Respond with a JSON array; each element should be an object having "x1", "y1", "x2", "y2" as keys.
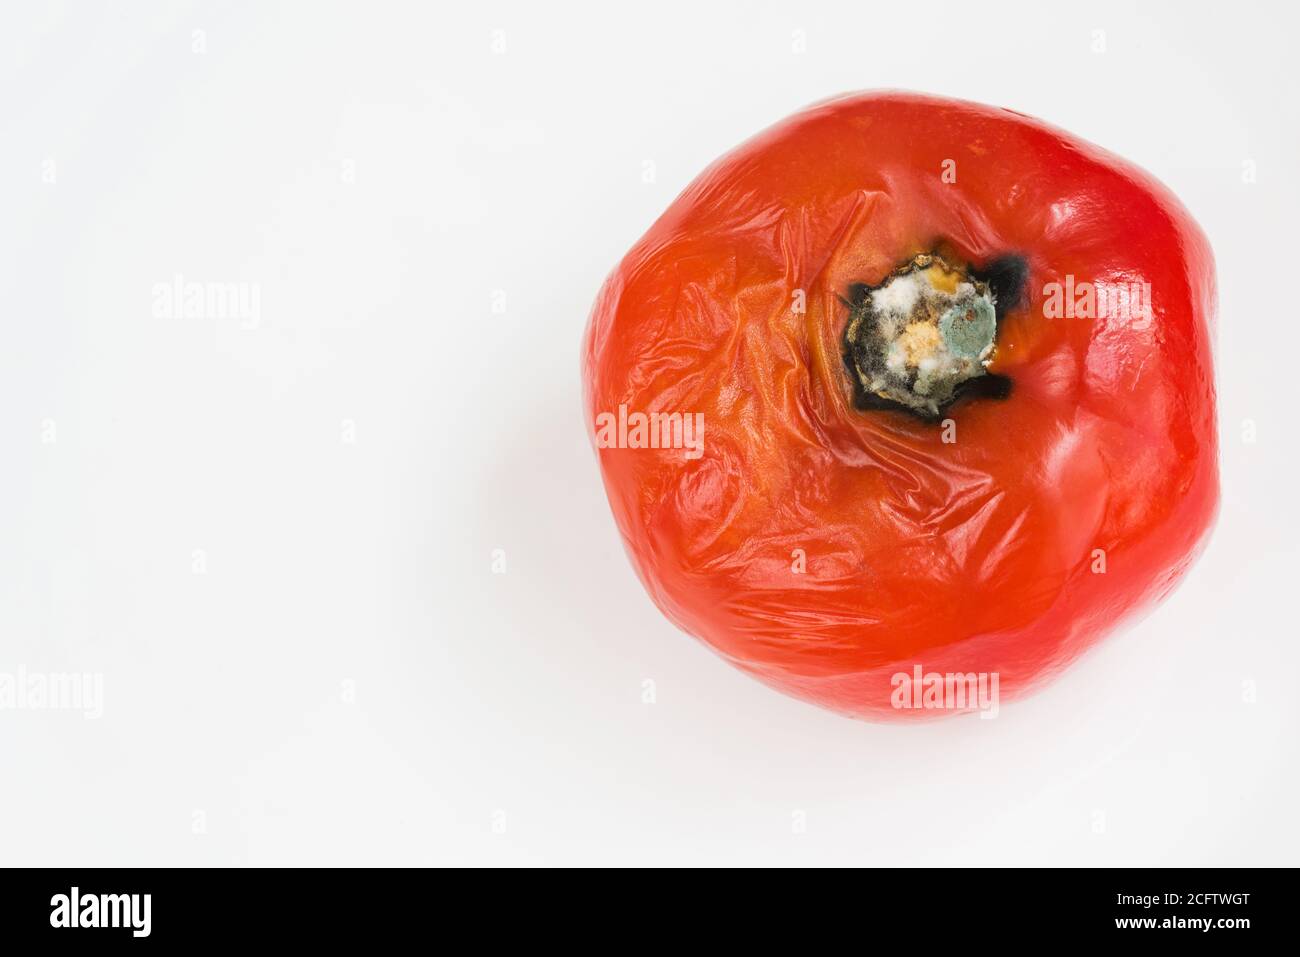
[{"x1": 582, "y1": 92, "x2": 1218, "y2": 721}]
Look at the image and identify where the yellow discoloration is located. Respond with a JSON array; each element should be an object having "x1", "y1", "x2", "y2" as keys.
[
  {"x1": 899, "y1": 321, "x2": 942, "y2": 365},
  {"x1": 922, "y1": 264, "x2": 961, "y2": 294}
]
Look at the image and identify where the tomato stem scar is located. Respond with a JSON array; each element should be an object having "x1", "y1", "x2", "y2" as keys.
[{"x1": 841, "y1": 252, "x2": 1025, "y2": 420}]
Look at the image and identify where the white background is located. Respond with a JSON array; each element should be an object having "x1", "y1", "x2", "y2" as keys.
[{"x1": 2, "y1": 0, "x2": 1296, "y2": 866}]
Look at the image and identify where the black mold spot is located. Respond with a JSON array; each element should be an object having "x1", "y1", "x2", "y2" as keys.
[
  {"x1": 972, "y1": 254, "x2": 1029, "y2": 320},
  {"x1": 955, "y1": 372, "x2": 1013, "y2": 403}
]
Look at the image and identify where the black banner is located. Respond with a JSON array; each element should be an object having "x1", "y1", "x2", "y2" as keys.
[{"x1": 0, "y1": 867, "x2": 1281, "y2": 943}]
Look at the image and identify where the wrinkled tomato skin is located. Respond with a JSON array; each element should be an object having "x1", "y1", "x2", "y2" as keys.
[{"x1": 582, "y1": 91, "x2": 1218, "y2": 721}]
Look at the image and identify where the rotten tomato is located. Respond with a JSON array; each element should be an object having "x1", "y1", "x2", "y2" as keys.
[{"x1": 582, "y1": 91, "x2": 1218, "y2": 721}]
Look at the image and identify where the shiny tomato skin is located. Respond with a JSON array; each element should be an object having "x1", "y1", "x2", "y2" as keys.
[{"x1": 582, "y1": 91, "x2": 1218, "y2": 721}]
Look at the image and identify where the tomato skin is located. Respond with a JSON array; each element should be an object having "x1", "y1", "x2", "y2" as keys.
[{"x1": 582, "y1": 91, "x2": 1218, "y2": 720}]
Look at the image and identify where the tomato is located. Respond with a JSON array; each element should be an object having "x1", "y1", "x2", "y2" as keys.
[{"x1": 582, "y1": 91, "x2": 1218, "y2": 721}]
